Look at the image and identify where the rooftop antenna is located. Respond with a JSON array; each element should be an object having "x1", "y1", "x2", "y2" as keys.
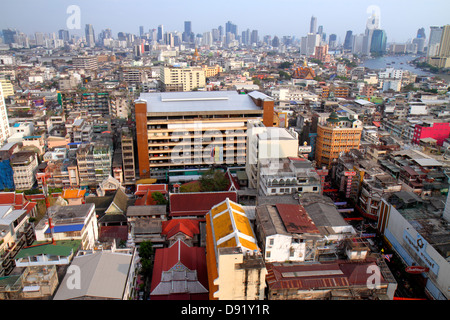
[{"x1": 42, "y1": 174, "x2": 56, "y2": 245}]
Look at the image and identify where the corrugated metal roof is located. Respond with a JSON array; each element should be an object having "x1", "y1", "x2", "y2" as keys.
[
  {"x1": 54, "y1": 251, "x2": 133, "y2": 300},
  {"x1": 276, "y1": 204, "x2": 320, "y2": 234},
  {"x1": 266, "y1": 261, "x2": 386, "y2": 291}
]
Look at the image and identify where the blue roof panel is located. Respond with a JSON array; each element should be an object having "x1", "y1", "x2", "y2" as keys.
[{"x1": 44, "y1": 224, "x2": 84, "y2": 234}]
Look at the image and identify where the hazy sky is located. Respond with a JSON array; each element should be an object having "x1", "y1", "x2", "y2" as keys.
[{"x1": 1, "y1": 0, "x2": 449, "y2": 43}]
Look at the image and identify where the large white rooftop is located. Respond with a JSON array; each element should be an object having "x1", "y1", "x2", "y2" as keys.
[{"x1": 136, "y1": 90, "x2": 268, "y2": 113}]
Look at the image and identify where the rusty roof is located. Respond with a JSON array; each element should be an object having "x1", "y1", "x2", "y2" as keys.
[
  {"x1": 275, "y1": 204, "x2": 320, "y2": 234},
  {"x1": 266, "y1": 260, "x2": 387, "y2": 291}
]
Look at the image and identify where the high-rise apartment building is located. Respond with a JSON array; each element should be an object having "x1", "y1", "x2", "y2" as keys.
[
  {"x1": 160, "y1": 66, "x2": 206, "y2": 92},
  {"x1": 0, "y1": 82, "x2": 10, "y2": 143},
  {"x1": 10, "y1": 151, "x2": 38, "y2": 190},
  {"x1": 315, "y1": 111, "x2": 362, "y2": 168},
  {"x1": 76, "y1": 143, "x2": 112, "y2": 187},
  {"x1": 72, "y1": 55, "x2": 98, "y2": 70},
  {"x1": 85, "y1": 24, "x2": 95, "y2": 47},
  {"x1": 429, "y1": 25, "x2": 450, "y2": 68},
  {"x1": 427, "y1": 26, "x2": 444, "y2": 58},
  {"x1": 121, "y1": 127, "x2": 136, "y2": 186},
  {"x1": 134, "y1": 90, "x2": 274, "y2": 180}
]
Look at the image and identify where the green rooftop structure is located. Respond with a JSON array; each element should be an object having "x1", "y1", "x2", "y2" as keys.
[{"x1": 14, "y1": 240, "x2": 80, "y2": 267}]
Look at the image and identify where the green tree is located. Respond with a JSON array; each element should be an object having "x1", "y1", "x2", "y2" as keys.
[
  {"x1": 278, "y1": 61, "x2": 293, "y2": 69},
  {"x1": 151, "y1": 191, "x2": 168, "y2": 205},
  {"x1": 278, "y1": 70, "x2": 292, "y2": 80},
  {"x1": 199, "y1": 168, "x2": 229, "y2": 192},
  {"x1": 138, "y1": 241, "x2": 154, "y2": 277}
]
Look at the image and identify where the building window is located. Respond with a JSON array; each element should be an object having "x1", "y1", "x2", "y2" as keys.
[
  {"x1": 266, "y1": 251, "x2": 271, "y2": 258},
  {"x1": 269, "y1": 238, "x2": 274, "y2": 246}
]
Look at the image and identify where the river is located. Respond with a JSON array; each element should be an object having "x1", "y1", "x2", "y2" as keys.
[{"x1": 360, "y1": 54, "x2": 450, "y2": 83}]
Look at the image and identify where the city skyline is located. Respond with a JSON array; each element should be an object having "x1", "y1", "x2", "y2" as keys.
[{"x1": 0, "y1": 0, "x2": 449, "y2": 43}]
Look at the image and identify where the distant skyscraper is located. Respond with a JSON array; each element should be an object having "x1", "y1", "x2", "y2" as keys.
[
  {"x1": 352, "y1": 34, "x2": 365, "y2": 54},
  {"x1": 2, "y1": 29, "x2": 18, "y2": 44},
  {"x1": 343, "y1": 31, "x2": 353, "y2": 50},
  {"x1": 85, "y1": 24, "x2": 95, "y2": 47},
  {"x1": 329, "y1": 34, "x2": 337, "y2": 48},
  {"x1": 58, "y1": 29, "x2": 70, "y2": 42},
  {"x1": 370, "y1": 29, "x2": 387, "y2": 54},
  {"x1": 306, "y1": 33, "x2": 321, "y2": 55},
  {"x1": 157, "y1": 25, "x2": 164, "y2": 43},
  {"x1": 310, "y1": 16, "x2": 317, "y2": 34},
  {"x1": 438, "y1": 25, "x2": 450, "y2": 58},
  {"x1": 226, "y1": 21, "x2": 238, "y2": 37},
  {"x1": 318, "y1": 25, "x2": 323, "y2": 35},
  {"x1": 183, "y1": 21, "x2": 193, "y2": 43},
  {"x1": 427, "y1": 26, "x2": 444, "y2": 57},
  {"x1": 139, "y1": 26, "x2": 144, "y2": 37},
  {"x1": 366, "y1": 9, "x2": 380, "y2": 30},
  {"x1": 202, "y1": 31, "x2": 213, "y2": 46},
  {"x1": 250, "y1": 30, "x2": 259, "y2": 45},
  {"x1": 428, "y1": 25, "x2": 450, "y2": 68},
  {"x1": 34, "y1": 32, "x2": 45, "y2": 46},
  {"x1": 417, "y1": 27, "x2": 426, "y2": 39},
  {"x1": 241, "y1": 29, "x2": 250, "y2": 46},
  {"x1": 362, "y1": 7, "x2": 381, "y2": 55},
  {"x1": 164, "y1": 32, "x2": 174, "y2": 47},
  {"x1": 212, "y1": 28, "x2": 220, "y2": 42},
  {"x1": 272, "y1": 36, "x2": 280, "y2": 47}
]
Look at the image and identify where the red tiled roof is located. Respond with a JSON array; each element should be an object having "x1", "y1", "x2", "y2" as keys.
[
  {"x1": 225, "y1": 171, "x2": 240, "y2": 191},
  {"x1": 150, "y1": 240, "x2": 208, "y2": 299},
  {"x1": 0, "y1": 192, "x2": 37, "y2": 214},
  {"x1": 161, "y1": 219, "x2": 200, "y2": 239},
  {"x1": 98, "y1": 225, "x2": 128, "y2": 242},
  {"x1": 136, "y1": 184, "x2": 168, "y2": 195},
  {"x1": 23, "y1": 201, "x2": 37, "y2": 214},
  {"x1": 169, "y1": 192, "x2": 237, "y2": 217},
  {"x1": 0, "y1": 192, "x2": 17, "y2": 205}
]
